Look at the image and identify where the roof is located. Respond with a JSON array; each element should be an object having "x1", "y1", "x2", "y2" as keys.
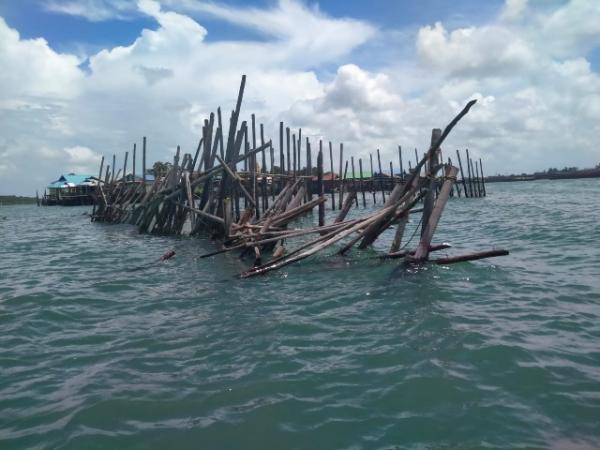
[{"x1": 47, "y1": 173, "x2": 94, "y2": 189}]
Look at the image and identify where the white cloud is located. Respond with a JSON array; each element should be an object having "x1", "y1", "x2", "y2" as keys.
[
  {"x1": 1, "y1": 0, "x2": 600, "y2": 194},
  {"x1": 0, "y1": 17, "x2": 83, "y2": 100},
  {"x1": 416, "y1": 22, "x2": 534, "y2": 77},
  {"x1": 500, "y1": 0, "x2": 528, "y2": 21},
  {"x1": 44, "y1": 0, "x2": 135, "y2": 21}
]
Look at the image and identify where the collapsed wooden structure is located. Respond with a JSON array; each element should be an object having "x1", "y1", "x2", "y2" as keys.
[{"x1": 92, "y1": 76, "x2": 507, "y2": 277}]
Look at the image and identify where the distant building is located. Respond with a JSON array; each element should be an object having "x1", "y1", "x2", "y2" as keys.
[{"x1": 43, "y1": 173, "x2": 97, "y2": 206}]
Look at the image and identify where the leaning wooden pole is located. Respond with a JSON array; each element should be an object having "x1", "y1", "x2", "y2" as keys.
[
  {"x1": 455, "y1": 149, "x2": 469, "y2": 198},
  {"x1": 479, "y1": 158, "x2": 487, "y2": 197},
  {"x1": 412, "y1": 165, "x2": 459, "y2": 261}
]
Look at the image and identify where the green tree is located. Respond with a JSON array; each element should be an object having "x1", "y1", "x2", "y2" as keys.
[{"x1": 151, "y1": 161, "x2": 172, "y2": 177}]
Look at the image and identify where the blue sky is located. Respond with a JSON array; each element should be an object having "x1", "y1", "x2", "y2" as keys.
[{"x1": 1, "y1": 0, "x2": 600, "y2": 194}]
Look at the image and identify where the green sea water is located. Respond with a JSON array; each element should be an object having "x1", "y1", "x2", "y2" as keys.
[{"x1": 1, "y1": 179, "x2": 599, "y2": 449}]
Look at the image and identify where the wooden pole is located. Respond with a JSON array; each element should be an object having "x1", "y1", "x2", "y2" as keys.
[
  {"x1": 455, "y1": 149, "x2": 469, "y2": 198},
  {"x1": 306, "y1": 137, "x2": 312, "y2": 200},
  {"x1": 292, "y1": 133, "x2": 297, "y2": 179},
  {"x1": 286, "y1": 127, "x2": 291, "y2": 175},
  {"x1": 370, "y1": 153, "x2": 376, "y2": 204},
  {"x1": 317, "y1": 144, "x2": 324, "y2": 227},
  {"x1": 329, "y1": 141, "x2": 335, "y2": 210},
  {"x1": 466, "y1": 148, "x2": 475, "y2": 197},
  {"x1": 412, "y1": 165, "x2": 458, "y2": 261},
  {"x1": 474, "y1": 158, "x2": 482, "y2": 197},
  {"x1": 132, "y1": 143, "x2": 136, "y2": 181},
  {"x1": 251, "y1": 114, "x2": 258, "y2": 218},
  {"x1": 469, "y1": 155, "x2": 479, "y2": 197},
  {"x1": 298, "y1": 129, "x2": 302, "y2": 175},
  {"x1": 398, "y1": 145, "x2": 404, "y2": 181},
  {"x1": 377, "y1": 148, "x2": 386, "y2": 203},
  {"x1": 260, "y1": 124, "x2": 268, "y2": 212},
  {"x1": 142, "y1": 136, "x2": 147, "y2": 185},
  {"x1": 338, "y1": 143, "x2": 344, "y2": 209},
  {"x1": 351, "y1": 156, "x2": 358, "y2": 207},
  {"x1": 479, "y1": 158, "x2": 487, "y2": 197},
  {"x1": 98, "y1": 155, "x2": 105, "y2": 180},
  {"x1": 422, "y1": 128, "x2": 441, "y2": 236},
  {"x1": 111, "y1": 154, "x2": 116, "y2": 184},
  {"x1": 434, "y1": 249, "x2": 509, "y2": 264},
  {"x1": 339, "y1": 160, "x2": 348, "y2": 210},
  {"x1": 122, "y1": 151, "x2": 128, "y2": 182},
  {"x1": 359, "y1": 158, "x2": 366, "y2": 208}
]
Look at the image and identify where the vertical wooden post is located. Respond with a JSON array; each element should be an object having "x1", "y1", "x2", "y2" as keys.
[
  {"x1": 469, "y1": 153, "x2": 478, "y2": 197},
  {"x1": 306, "y1": 138, "x2": 312, "y2": 200},
  {"x1": 286, "y1": 127, "x2": 291, "y2": 176},
  {"x1": 329, "y1": 141, "x2": 335, "y2": 210},
  {"x1": 132, "y1": 143, "x2": 136, "y2": 182},
  {"x1": 376, "y1": 148, "x2": 386, "y2": 203},
  {"x1": 111, "y1": 154, "x2": 116, "y2": 184},
  {"x1": 279, "y1": 122, "x2": 284, "y2": 194},
  {"x1": 298, "y1": 129, "x2": 302, "y2": 175},
  {"x1": 398, "y1": 145, "x2": 404, "y2": 181},
  {"x1": 338, "y1": 143, "x2": 344, "y2": 209},
  {"x1": 474, "y1": 159, "x2": 482, "y2": 197},
  {"x1": 122, "y1": 151, "x2": 128, "y2": 182},
  {"x1": 465, "y1": 149, "x2": 474, "y2": 197},
  {"x1": 260, "y1": 124, "x2": 268, "y2": 212},
  {"x1": 98, "y1": 155, "x2": 105, "y2": 180},
  {"x1": 389, "y1": 161, "x2": 394, "y2": 191},
  {"x1": 369, "y1": 153, "x2": 376, "y2": 204},
  {"x1": 479, "y1": 158, "x2": 487, "y2": 197},
  {"x1": 340, "y1": 160, "x2": 348, "y2": 210},
  {"x1": 359, "y1": 158, "x2": 366, "y2": 208},
  {"x1": 455, "y1": 149, "x2": 468, "y2": 198},
  {"x1": 251, "y1": 114, "x2": 258, "y2": 218},
  {"x1": 142, "y1": 136, "x2": 147, "y2": 186},
  {"x1": 350, "y1": 156, "x2": 357, "y2": 207},
  {"x1": 317, "y1": 143, "x2": 324, "y2": 227},
  {"x1": 292, "y1": 133, "x2": 297, "y2": 179}
]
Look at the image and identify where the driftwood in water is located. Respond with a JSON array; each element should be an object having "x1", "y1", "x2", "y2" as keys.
[{"x1": 434, "y1": 249, "x2": 509, "y2": 264}]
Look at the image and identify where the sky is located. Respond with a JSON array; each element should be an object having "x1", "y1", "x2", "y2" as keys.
[{"x1": 1, "y1": 0, "x2": 600, "y2": 195}]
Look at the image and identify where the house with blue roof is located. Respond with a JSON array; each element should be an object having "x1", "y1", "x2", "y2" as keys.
[{"x1": 43, "y1": 173, "x2": 97, "y2": 206}]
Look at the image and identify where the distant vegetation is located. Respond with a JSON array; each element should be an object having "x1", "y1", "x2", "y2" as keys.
[
  {"x1": 0, "y1": 195, "x2": 37, "y2": 205},
  {"x1": 487, "y1": 164, "x2": 600, "y2": 182}
]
